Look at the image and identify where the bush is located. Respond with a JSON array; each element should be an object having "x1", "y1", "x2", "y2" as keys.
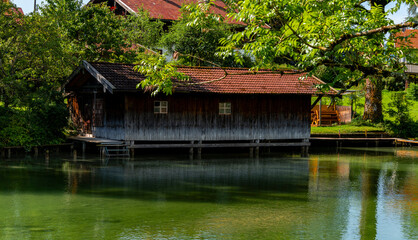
[
  {"x1": 350, "y1": 116, "x2": 375, "y2": 126},
  {"x1": 385, "y1": 91, "x2": 418, "y2": 138},
  {"x1": 407, "y1": 82, "x2": 418, "y2": 101},
  {"x1": 0, "y1": 90, "x2": 68, "y2": 149}
]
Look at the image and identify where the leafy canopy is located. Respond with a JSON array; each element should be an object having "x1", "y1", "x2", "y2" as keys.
[{"x1": 136, "y1": 0, "x2": 418, "y2": 95}]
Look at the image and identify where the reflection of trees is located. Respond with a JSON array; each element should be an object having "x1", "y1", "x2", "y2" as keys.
[
  {"x1": 307, "y1": 154, "x2": 351, "y2": 238},
  {"x1": 359, "y1": 166, "x2": 379, "y2": 240},
  {"x1": 401, "y1": 171, "x2": 418, "y2": 238},
  {"x1": 61, "y1": 162, "x2": 92, "y2": 194}
]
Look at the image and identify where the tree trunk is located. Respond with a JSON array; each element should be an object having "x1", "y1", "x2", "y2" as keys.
[
  {"x1": 362, "y1": 0, "x2": 389, "y2": 123},
  {"x1": 363, "y1": 77, "x2": 383, "y2": 123}
]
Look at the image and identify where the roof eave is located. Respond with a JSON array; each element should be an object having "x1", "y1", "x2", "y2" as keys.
[{"x1": 82, "y1": 60, "x2": 115, "y2": 94}]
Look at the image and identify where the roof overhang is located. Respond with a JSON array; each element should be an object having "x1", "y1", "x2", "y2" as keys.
[{"x1": 65, "y1": 60, "x2": 116, "y2": 94}]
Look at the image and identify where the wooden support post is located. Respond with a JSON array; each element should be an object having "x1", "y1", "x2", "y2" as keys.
[
  {"x1": 34, "y1": 147, "x2": 38, "y2": 157},
  {"x1": 249, "y1": 140, "x2": 254, "y2": 158},
  {"x1": 255, "y1": 139, "x2": 260, "y2": 158},
  {"x1": 266, "y1": 140, "x2": 271, "y2": 154},
  {"x1": 82, "y1": 142, "x2": 86, "y2": 157},
  {"x1": 130, "y1": 148, "x2": 135, "y2": 159},
  {"x1": 197, "y1": 140, "x2": 202, "y2": 160},
  {"x1": 73, "y1": 149, "x2": 77, "y2": 160},
  {"x1": 99, "y1": 147, "x2": 103, "y2": 159},
  {"x1": 1, "y1": 149, "x2": 4, "y2": 158},
  {"x1": 189, "y1": 141, "x2": 194, "y2": 160},
  {"x1": 8, "y1": 148, "x2": 11, "y2": 158},
  {"x1": 45, "y1": 149, "x2": 50, "y2": 161},
  {"x1": 301, "y1": 139, "x2": 309, "y2": 157},
  {"x1": 70, "y1": 143, "x2": 74, "y2": 156},
  {"x1": 319, "y1": 98, "x2": 322, "y2": 126}
]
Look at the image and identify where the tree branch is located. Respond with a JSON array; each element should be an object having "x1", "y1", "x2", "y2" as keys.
[{"x1": 326, "y1": 21, "x2": 418, "y2": 51}]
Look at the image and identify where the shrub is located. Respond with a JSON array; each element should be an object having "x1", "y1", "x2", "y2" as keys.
[
  {"x1": 385, "y1": 91, "x2": 418, "y2": 138},
  {"x1": 350, "y1": 116, "x2": 375, "y2": 126},
  {"x1": 0, "y1": 90, "x2": 68, "y2": 149},
  {"x1": 407, "y1": 82, "x2": 418, "y2": 101}
]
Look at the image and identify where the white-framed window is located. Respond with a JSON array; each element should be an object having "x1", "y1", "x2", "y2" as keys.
[
  {"x1": 154, "y1": 101, "x2": 168, "y2": 114},
  {"x1": 219, "y1": 102, "x2": 231, "y2": 115}
]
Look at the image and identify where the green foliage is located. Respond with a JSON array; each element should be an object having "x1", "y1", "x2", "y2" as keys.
[
  {"x1": 383, "y1": 73, "x2": 408, "y2": 91},
  {"x1": 407, "y1": 82, "x2": 418, "y2": 101},
  {"x1": 311, "y1": 124, "x2": 384, "y2": 134},
  {"x1": 41, "y1": 0, "x2": 163, "y2": 63},
  {"x1": 0, "y1": 91, "x2": 68, "y2": 148},
  {"x1": 137, "y1": 1, "x2": 254, "y2": 95},
  {"x1": 0, "y1": 0, "x2": 162, "y2": 147},
  {"x1": 159, "y1": 1, "x2": 250, "y2": 67},
  {"x1": 134, "y1": 55, "x2": 190, "y2": 95},
  {"x1": 350, "y1": 116, "x2": 377, "y2": 127},
  {"x1": 137, "y1": 0, "x2": 415, "y2": 96},
  {"x1": 384, "y1": 91, "x2": 418, "y2": 138}
]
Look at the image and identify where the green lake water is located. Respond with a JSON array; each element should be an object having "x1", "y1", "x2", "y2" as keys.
[{"x1": 0, "y1": 147, "x2": 417, "y2": 239}]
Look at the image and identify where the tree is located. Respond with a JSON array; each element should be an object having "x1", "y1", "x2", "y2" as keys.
[
  {"x1": 0, "y1": 1, "x2": 68, "y2": 109},
  {"x1": 0, "y1": 1, "x2": 70, "y2": 147},
  {"x1": 137, "y1": 0, "x2": 417, "y2": 121},
  {"x1": 0, "y1": 0, "x2": 162, "y2": 147},
  {"x1": 40, "y1": 0, "x2": 163, "y2": 64},
  {"x1": 159, "y1": 2, "x2": 251, "y2": 67}
]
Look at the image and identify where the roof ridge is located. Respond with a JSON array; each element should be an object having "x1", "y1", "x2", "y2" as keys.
[
  {"x1": 88, "y1": 61, "x2": 301, "y2": 72},
  {"x1": 175, "y1": 65, "x2": 301, "y2": 72},
  {"x1": 90, "y1": 61, "x2": 136, "y2": 66}
]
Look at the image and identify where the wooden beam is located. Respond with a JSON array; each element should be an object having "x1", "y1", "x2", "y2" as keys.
[
  {"x1": 311, "y1": 95, "x2": 323, "y2": 110},
  {"x1": 129, "y1": 142, "x2": 310, "y2": 149},
  {"x1": 82, "y1": 61, "x2": 115, "y2": 94},
  {"x1": 115, "y1": 0, "x2": 136, "y2": 14}
]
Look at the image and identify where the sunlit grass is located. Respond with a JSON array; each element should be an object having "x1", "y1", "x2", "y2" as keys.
[
  {"x1": 311, "y1": 125, "x2": 384, "y2": 134},
  {"x1": 311, "y1": 89, "x2": 418, "y2": 135}
]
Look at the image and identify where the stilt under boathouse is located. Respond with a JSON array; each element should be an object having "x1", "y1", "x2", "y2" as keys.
[{"x1": 64, "y1": 61, "x2": 336, "y2": 158}]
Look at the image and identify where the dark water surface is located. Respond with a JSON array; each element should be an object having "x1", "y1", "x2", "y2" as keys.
[{"x1": 0, "y1": 148, "x2": 416, "y2": 239}]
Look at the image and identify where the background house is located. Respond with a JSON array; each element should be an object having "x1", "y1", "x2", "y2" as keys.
[
  {"x1": 394, "y1": 29, "x2": 418, "y2": 88},
  {"x1": 88, "y1": 0, "x2": 230, "y2": 21}
]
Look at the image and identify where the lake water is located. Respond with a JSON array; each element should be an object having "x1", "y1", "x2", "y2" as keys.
[{"x1": 0, "y1": 147, "x2": 416, "y2": 239}]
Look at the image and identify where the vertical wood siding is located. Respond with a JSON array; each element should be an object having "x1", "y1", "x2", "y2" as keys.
[
  {"x1": 116, "y1": 93, "x2": 311, "y2": 141},
  {"x1": 94, "y1": 94, "x2": 125, "y2": 140}
]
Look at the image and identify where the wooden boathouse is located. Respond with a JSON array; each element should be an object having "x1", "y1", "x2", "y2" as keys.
[{"x1": 65, "y1": 61, "x2": 334, "y2": 156}]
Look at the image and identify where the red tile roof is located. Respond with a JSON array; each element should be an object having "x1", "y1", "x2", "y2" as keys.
[
  {"x1": 77, "y1": 62, "x2": 333, "y2": 95},
  {"x1": 16, "y1": 7, "x2": 23, "y2": 15},
  {"x1": 394, "y1": 29, "x2": 418, "y2": 49},
  {"x1": 90, "y1": 0, "x2": 230, "y2": 21},
  {"x1": 4, "y1": 7, "x2": 24, "y2": 16}
]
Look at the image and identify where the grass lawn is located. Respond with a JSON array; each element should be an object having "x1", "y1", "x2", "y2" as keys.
[
  {"x1": 311, "y1": 88, "x2": 418, "y2": 135},
  {"x1": 311, "y1": 125, "x2": 384, "y2": 134}
]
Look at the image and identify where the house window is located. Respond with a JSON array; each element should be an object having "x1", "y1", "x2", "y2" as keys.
[
  {"x1": 154, "y1": 101, "x2": 168, "y2": 114},
  {"x1": 219, "y1": 102, "x2": 231, "y2": 115}
]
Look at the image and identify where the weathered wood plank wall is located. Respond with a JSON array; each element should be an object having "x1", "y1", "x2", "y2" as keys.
[
  {"x1": 115, "y1": 93, "x2": 311, "y2": 141},
  {"x1": 94, "y1": 94, "x2": 125, "y2": 139}
]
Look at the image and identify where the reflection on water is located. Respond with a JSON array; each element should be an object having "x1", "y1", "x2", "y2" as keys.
[{"x1": 0, "y1": 148, "x2": 416, "y2": 239}]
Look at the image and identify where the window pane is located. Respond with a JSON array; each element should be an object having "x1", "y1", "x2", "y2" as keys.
[{"x1": 219, "y1": 102, "x2": 231, "y2": 115}]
